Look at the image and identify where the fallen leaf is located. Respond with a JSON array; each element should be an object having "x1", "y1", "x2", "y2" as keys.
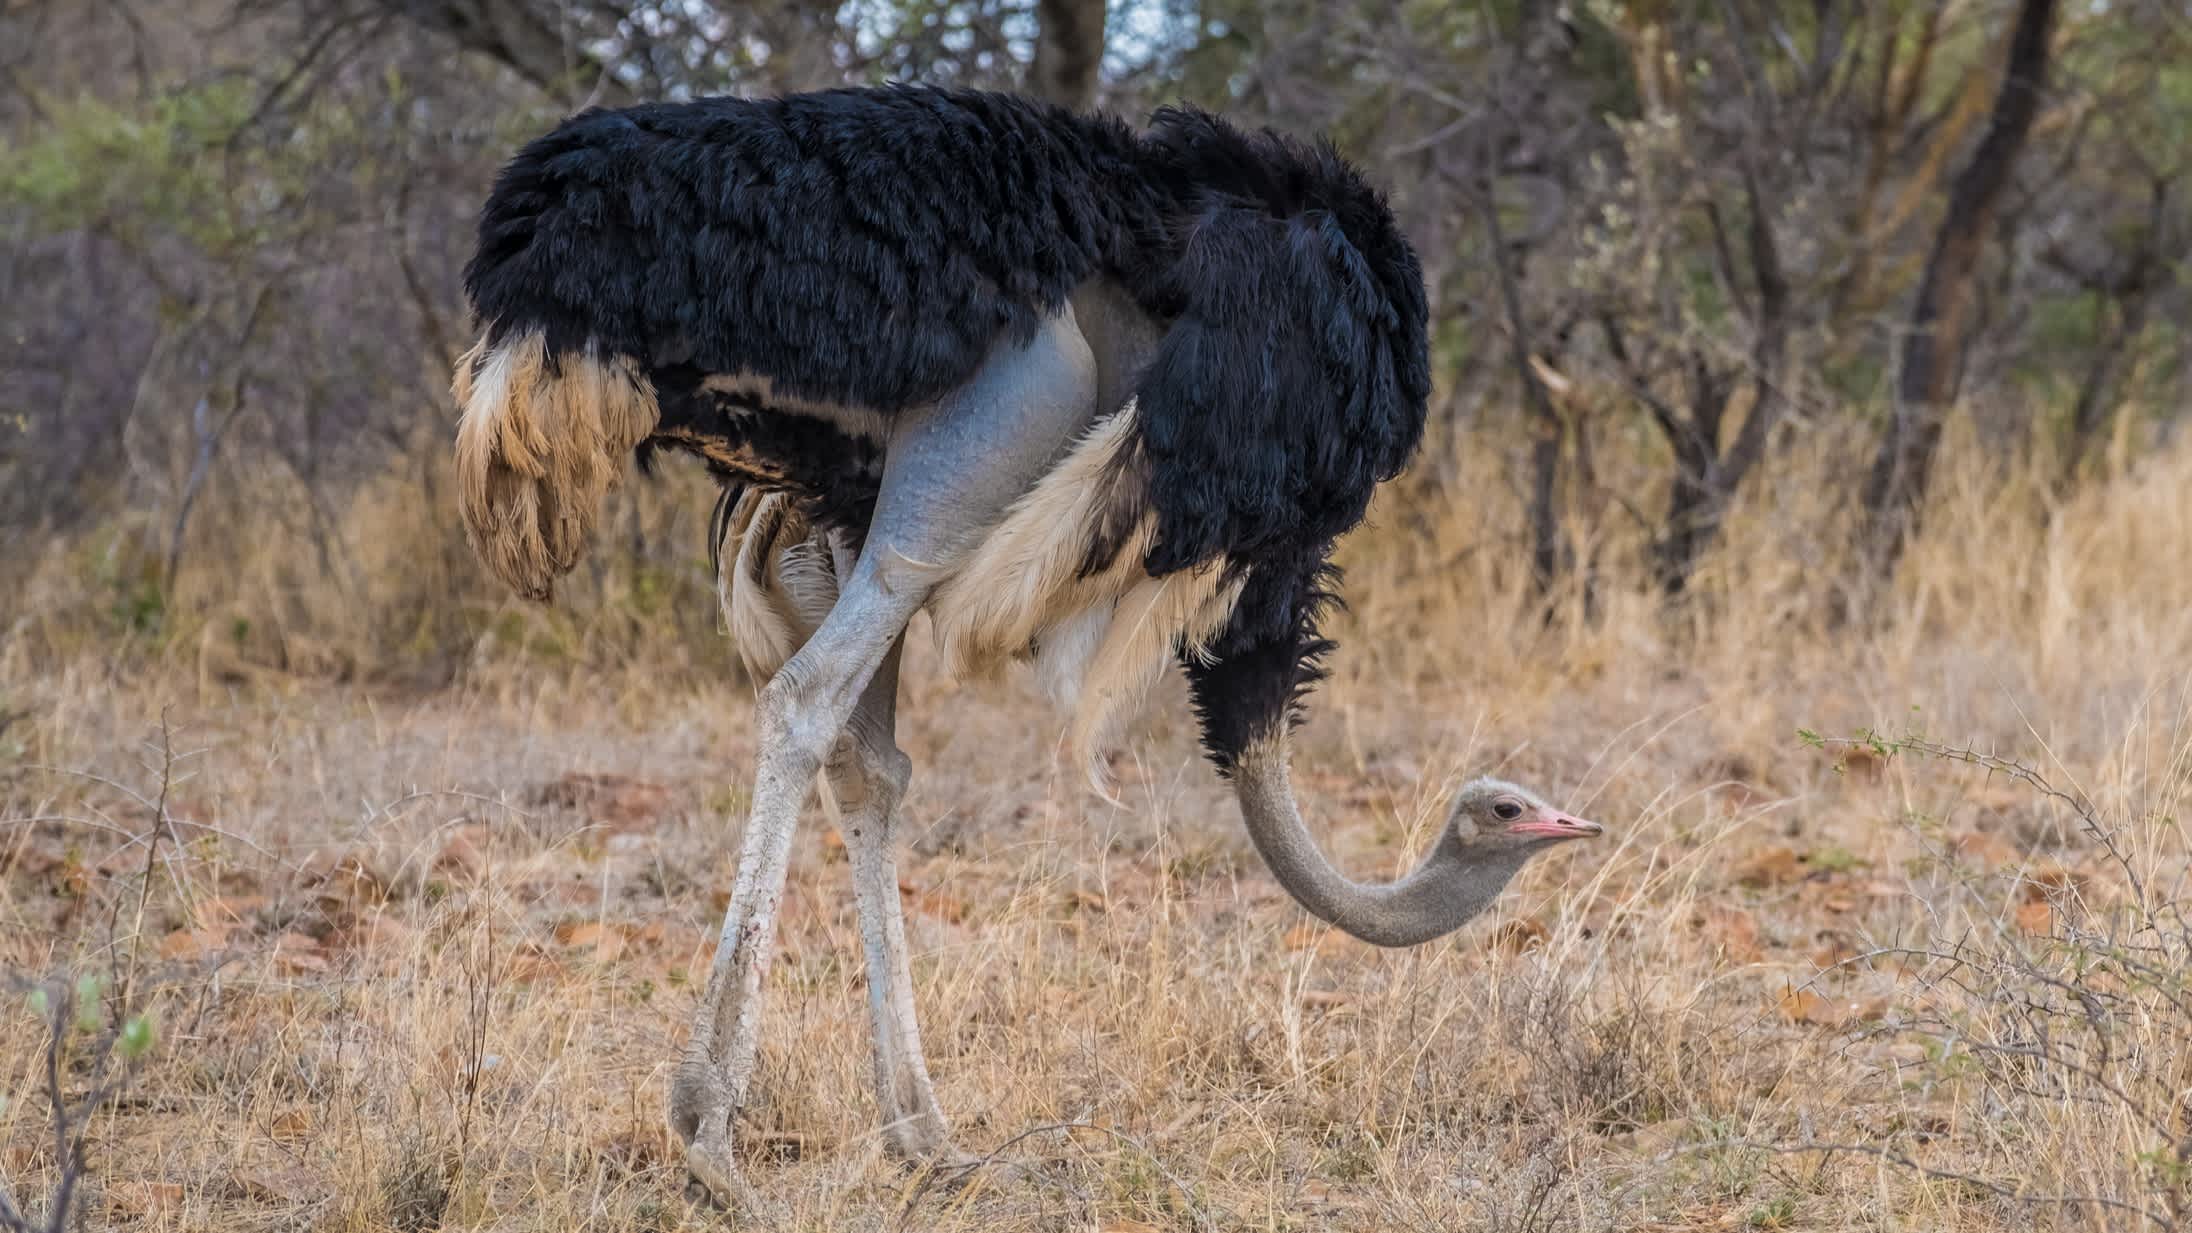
[
  {"x1": 1610, "y1": 1117, "x2": 1689, "y2": 1156},
  {"x1": 1837, "y1": 746, "x2": 1886, "y2": 779},
  {"x1": 1735, "y1": 847, "x2": 1806, "y2": 888},
  {"x1": 272, "y1": 932, "x2": 329, "y2": 974},
  {"x1": 554, "y1": 920, "x2": 627, "y2": 963},
  {"x1": 1285, "y1": 922, "x2": 1339, "y2": 953},
  {"x1": 1776, "y1": 986, "x2": 1885, "y2": 1028},
  {"x1": 1493, "y1": 918, "x2": 1549, "y2": 955},
  {"x1": 109, "y1": 1181, "x2": 184, "y2": 1214},
  {"x1": 506, "y1": 941, "x2": 564, "y2": 982},
  {"x1": 160, "y1": 925, "x2": 235, "y2": 961},
  {"x1": 1776, "y1": 988, "x2": 1835, "y2": 1025},
  {"x1": 1809, "y1": 935, "x2": 1862, "y2": 970},
  {"x1": 898, "y1": 879, "x2": 968, "y2": 924},
  {"x1": 1710, "y1": 781, "x2": 1760, "y2": 809},
  {"x1": 638, "y1": 926, "x2": 709, "y2": 970},
  {"x1": 1701, "y1": 907, "x2": 1761, "y2": 963},
  {"x1": 1950, "y1": 830, "x2": 2021, "y2": 869},
  {"x1": 2014, "y1": 898, "x2": 2053, "y2": 935},
  {"x1": 46, "y1": 853, "x2": 89, "y2": 899},
  {"x1": 193, "y1": 895, "x2": 267, "y2": 930},
  {"x1": 436, "y1": 831, "x2": 488, "y2": 880},
  {"x1": 533, "y1": 772, "x2": 672, "y2": 832},
  {"x1": 2021, "y1": 862, "x2": 2088, "y2": 903},
  {"x1": 306, "y1": 848, "x2": 390, "y2": 909},
  {"x1": 334, "y1": 913, "x2": 414, "y2": 952},
  {"x1": 229, "y1": 1166, "x2": 323, "y2": 1203}
]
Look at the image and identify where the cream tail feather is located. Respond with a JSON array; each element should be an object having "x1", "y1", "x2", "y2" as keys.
[
  {"x1": 452, "y1": 328, "x2": 660, "y2": 601},
  {"x1": 717, "y1": 490, "x2": 840, "y2": 683}
]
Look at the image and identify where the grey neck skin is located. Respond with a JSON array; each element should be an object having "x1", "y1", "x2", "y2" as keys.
[{"x1": 1233, "y1": 738, "x2": 1540, "y2": 948}]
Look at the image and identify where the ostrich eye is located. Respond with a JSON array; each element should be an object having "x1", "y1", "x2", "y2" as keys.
[{"x1": 1492, "y1": 799, "x2": 1523, "y2": 821}]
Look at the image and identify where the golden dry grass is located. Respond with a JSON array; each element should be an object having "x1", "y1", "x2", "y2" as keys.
[{"x1": 2, "y1": 423, "x2": 2189, "y2": 1232}]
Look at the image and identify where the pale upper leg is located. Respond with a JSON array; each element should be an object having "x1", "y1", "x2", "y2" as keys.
[{"x1": 673, "y1": 306, "x2": 1097, "y2": 1200}]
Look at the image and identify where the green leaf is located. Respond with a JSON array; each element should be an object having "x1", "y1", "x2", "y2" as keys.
[
  {"x1": 75, "y1": 972, "x2": 104, "y2": 1030},
  {"x1": 119, "y1": 1014, "x2": 155, "y2": 1059}
]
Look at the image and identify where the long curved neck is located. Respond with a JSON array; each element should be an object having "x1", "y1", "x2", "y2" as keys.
[{"x1": 1232, "y1": 737, "x2": 1535, "y2": 948}]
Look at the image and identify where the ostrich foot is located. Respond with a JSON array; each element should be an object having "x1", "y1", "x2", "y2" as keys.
[
  {"x1": 682, "y1": 1130, "x2": 772, "y2": 1216},
  {"x1": 669, "y1": 1064, "x2": 780, "y2": 1216},
  {"x1": 879, "y1": 1106, "x2": 960, "y2": 1168}
]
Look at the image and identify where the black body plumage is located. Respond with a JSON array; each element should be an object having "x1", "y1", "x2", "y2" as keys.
[{"x1": 461, "y1": 84, "x2": 1431, "y2": 769}]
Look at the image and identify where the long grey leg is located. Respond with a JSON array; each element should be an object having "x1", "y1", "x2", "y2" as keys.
[
  {"x1": 825, "y1": 640, "x2": 955, "y2": 1161},
  {"x1": 671, "y1": 307, "x2": 1096, "y2": 1204}
]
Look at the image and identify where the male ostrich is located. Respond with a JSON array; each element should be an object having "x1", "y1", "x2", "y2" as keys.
[{"x1": 452, "y1": 84, "x2": 1605, "y2": 1200}]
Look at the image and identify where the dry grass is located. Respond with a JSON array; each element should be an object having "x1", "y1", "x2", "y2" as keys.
[{"x1": 2, "y1": 423, "x2": 2189, "y2": 1232}]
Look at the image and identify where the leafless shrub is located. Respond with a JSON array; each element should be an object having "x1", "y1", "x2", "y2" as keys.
[{"x1": 1773, "y1": 732, "x2": 2192, "y2": 1230}]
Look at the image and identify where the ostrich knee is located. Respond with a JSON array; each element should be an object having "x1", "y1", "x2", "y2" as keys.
[
  {"x1": 758, "y1": 669, "x2": 850, "y2": 780},
  {"x1": 828, "y1": 730, "x2": 909, "y2": 821}
]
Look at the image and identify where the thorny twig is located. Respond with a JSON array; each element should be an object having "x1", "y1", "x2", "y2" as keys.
[
  {"x1": 117, "y1": 709, "x2": 182, "y2": 1015},
  {"x1": 894, "y1": 1121, "x2": 1214, "y2": 1232},
  {"x1": 1693, "y1": 1139, "x2": 2171, "y2": 1230},
  {"x1": 1810, "y1": 731, "x2": 2152, "y2": 912}
]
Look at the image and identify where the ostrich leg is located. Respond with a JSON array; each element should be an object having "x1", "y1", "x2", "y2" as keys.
[
  {"x1": 825, "y1": 640, "x2": 956, "y2": 1161},
  {"x1": 671, "y1": 308, "x2": 1097, "y2": 1204}
]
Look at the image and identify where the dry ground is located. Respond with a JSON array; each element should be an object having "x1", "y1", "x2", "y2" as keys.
[{"x1": 3, "y1": 437, "x2": 2190, "y2": 1232}]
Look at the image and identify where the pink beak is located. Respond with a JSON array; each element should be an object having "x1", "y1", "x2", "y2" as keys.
[{"x1": 1508, "y1": 810, "x2": 1604, "y2": 840}]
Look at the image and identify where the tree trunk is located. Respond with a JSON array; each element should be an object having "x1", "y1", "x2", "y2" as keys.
[
  {"x1": 1655, "y1": 172, "x2": 1789, "y2": 596},
  {"x1": 1650, "y1": 364, "x2": 1730, "y2": 597},
  {"x1": 2062, "y1": 283, "x2": 2155, "y2": 481},
  {"x1": 1031, "y1": 0, "x2": 1106, "y2": 109},
  {"x1": 2062, "y1": 181, "x2": 2170, "y2": 484},
  {"x1": 372, "y1": 0, "x2": 631, "y2": 105},
  {"x1": 1476, "y1": 182, "x2": 1571, "y2": 593},
  {"x1": 1861, "y1": 0, "x2": 2057, "y2": 571},
  {"x1": 1653, "y1": 452, "x2": 1716, "y2": 595}
]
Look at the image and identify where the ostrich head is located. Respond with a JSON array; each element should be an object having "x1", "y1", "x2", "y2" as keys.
[{"x1": 1445, "y1": 778, "x2": 1603, "y2": 854}]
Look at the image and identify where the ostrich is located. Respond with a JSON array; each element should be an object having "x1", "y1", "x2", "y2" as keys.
[{"x1": 451, "y1": 84, "x2": 1606, "y2": 1201}]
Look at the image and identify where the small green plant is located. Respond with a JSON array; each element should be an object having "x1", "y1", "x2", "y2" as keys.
[
  {"x1": 1747, "y1": 1195, "x2": 1798, "y2": 1228},
  {"x1": 1, "y1": 975, "x2": 158, "y2": 1233},
  {"x1": 0, "y1": 699, "x2": 27, "y2": 761},
  {"x1": 1806, "y1": 844, "x2": 1862, "y2": 874}
]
